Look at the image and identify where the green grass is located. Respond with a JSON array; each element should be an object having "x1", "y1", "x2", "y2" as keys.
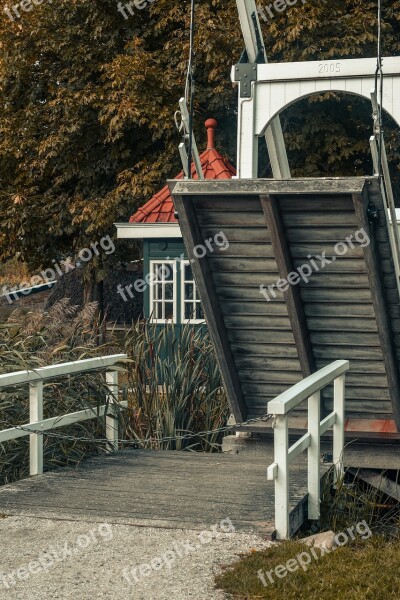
[{"x1": 215, "y1": 537, "x2": 400, "y2": 599}]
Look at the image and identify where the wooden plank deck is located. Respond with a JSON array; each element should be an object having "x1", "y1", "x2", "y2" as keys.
[{"x1": 0, "y1": 447, "x2": 316, "y2": 536}]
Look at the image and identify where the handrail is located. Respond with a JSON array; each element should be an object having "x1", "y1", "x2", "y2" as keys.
[
  {"x1": 0, "y1": 354, "x2": 128, "y2": 477},
  {"x1": 267, "y1": 360, "x2": 349, "y2": 415},
  {"x1": 0, "y1": 354, "x2": 127, "y2": 389},
  {"x1": 267, "y1": 360, "x2": 349, "y2": 539}
]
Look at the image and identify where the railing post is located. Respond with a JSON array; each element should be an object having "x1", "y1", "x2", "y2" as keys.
[
  {"x1": 333, "y1": 374, "x2": 345, "y2": 483},
  {"x1": 308, "y1": 391, "x2": 321, "y2": 521},
  {"x1": 106, "y1": 371, "x2": 119, "y2": 453},
  {"x1": 29, "y1": 381, "x2": 43, "y2": 476},
  {"x1": 274, "y1": 414, "x2": 289, "y2": 539}
]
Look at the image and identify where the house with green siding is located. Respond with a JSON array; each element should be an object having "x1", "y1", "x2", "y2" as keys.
[{"x1": 116, "y1": 119, "x2": 236, "y2": 333}]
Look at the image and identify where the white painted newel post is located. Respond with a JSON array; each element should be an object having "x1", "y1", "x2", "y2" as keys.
[
  {"x1": 106, "y1": 370, "x2": 119, "y2": 453},
  {"x1": 267, "y1": 360, "x2": 349, "y2": 539},
  {"x1": 308, "y1": 391, "x2": 321, "y2": 521},
  {"x1": 333, "y1": 374, "x2": 345, "y2": 482},
  {"x1": 272, "y1": 414, "x2": 289, "y2": 540},
  {"x1": 29, "y1": 381, "x2": 44, "y2": 476}
]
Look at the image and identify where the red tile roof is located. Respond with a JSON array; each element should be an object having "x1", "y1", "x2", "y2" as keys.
[{"x1": 129, "y1": 119, "x2": 236, "y2": 224}]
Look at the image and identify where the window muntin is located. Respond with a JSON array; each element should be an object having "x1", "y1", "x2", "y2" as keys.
[
  {"x1": 149, "y1": 260, "x2": 177, "y2": 323},
  {"x1": 181, "y1": 261, "x2": 205, "y2": 324}
]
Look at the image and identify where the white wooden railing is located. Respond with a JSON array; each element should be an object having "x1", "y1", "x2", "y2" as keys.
[
  {"x1": 0, "y1": 354, "x2": 128, "y2": 476},
  {"x1": 267, "y1": 360, "x2": 349, "y2": 539}
]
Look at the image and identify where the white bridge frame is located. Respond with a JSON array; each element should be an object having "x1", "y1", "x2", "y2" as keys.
[{"x1": 233, "y1": 56, "x2": 400, "y2": 178}]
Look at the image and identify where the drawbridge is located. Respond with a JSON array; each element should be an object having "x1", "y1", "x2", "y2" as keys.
[
  {"x1": 172, "y1": 0, "x2": 400, "y2": 442},
  {"x1": 170, "y1": 177, "x2": 400, "y2": 439}
]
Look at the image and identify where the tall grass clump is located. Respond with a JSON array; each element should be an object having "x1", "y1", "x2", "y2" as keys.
[
  {"x1": 122, "y1": 322, "x2": 230, "y2": 451},
  {"x1": 320, "y1": 463, "x2": 400, "y2": 539},
  {"x1": 0, "y1": 299, "x2": 121, "y2": 485}
]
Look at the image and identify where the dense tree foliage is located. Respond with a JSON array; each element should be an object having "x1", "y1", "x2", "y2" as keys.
[{"x1": 0, "y1": 0, "x2": 399, "y2": 278}]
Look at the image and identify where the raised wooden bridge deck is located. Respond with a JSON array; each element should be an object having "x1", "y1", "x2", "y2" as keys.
[{"x1": 171, "y1": 176, "x2": 400, "y2": 441}]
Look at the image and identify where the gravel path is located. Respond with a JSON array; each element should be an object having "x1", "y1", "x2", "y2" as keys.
[{"x1": 0, "y1": 516, "x2": 271, "y2": 600}]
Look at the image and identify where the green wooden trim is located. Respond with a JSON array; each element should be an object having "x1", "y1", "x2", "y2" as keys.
[{"x1": 143, "y1": 240, "x2": 150, "y2": 320}]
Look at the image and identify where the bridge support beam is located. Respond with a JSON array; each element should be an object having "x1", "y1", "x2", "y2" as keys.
[{"x1": 261, "y1": 194, "x2": 315, "y2": 377}]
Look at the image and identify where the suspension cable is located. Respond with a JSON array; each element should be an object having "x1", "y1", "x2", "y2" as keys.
[
  {"x1": 374, "y1": 0, "x2": 384, "y2": 178},
  {"x1": 186, "y1": 0, "x2": 196, "y2": 179},
  {"x1": 0, "y1": 413, "x2": 273, "y2": 449}
]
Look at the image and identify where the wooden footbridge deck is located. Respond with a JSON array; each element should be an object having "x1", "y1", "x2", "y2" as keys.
[
  {"x1": 0, "y1": 444, "x2": 397, "y2": 538},
  {"x1": 0, "y1": 448, "x2": 311, "y2": 536}
]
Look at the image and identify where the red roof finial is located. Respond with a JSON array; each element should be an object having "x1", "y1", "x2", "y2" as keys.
[{"x1": 205, "y1": 118, "x2": 218, "y2": 149}]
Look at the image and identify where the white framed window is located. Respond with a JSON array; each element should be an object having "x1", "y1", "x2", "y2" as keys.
[
  {"x1": 181, "y1": 261, "x2": 205, "y2": 324},
  {"x1": 149, "y1": 260, "x2": 177, "y2": 323}
]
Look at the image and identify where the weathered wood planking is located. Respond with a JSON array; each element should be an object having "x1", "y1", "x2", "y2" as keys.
[
  {"x1": 313, "y1": 345, "x2": 386, "y2": 359},
  {"x1": 201, "y1": 227, "x2": 271, "y2": 243},
  {"x1": 304, "y1": 303, "x2": 376, "y2": 318},
  {"x1": 208, "y1": 257, "x2": 281, "y2": 273},
  {"x1": 230, "y1": 343, "x2": 300, "y2": 358},
  {"x1": 228, "y1": 329, "x2": 297, "y2": 344},
  {"x1": 195, "y1": 197, "x2": 262, "y2": 212},
  {"x1": 221, "y1": 301, "x2": 288, "y2": 316},
  {"x1": 243, "y1": 383, "x2": 391, "y2": 400},
  {"x1": 197, "y1": 212, "x2": 266, "y2": 227},
  {"x1": 306, "y1": 318, "x2": 379, "y2": 332},
  {"x1": 285, "y1": 228, "x2": 373, "y2": 243},
  {"x1": 279, "y1": 197, "x2": 357, "y2": 212},
  {"x1": 315, "y1": 359, "x2": 386, "y2": 374},
  {"x1": 301, "y1": 288, "x2": 379, "y2": 303},
  {"x1": 212, "y1": 242, "x2": 276, "y2": 257},
  {"x1": 291, "y1": 244, "x2": 366, "y2": 259},
  {"x1": 292, "y1": 258, "x2": 369, "y2": 274},
  {"x1": 223, "y1": 315, "x2": 292, "y2": 329},
  {"x1": 212, "y1": 272, "x2": 372, "y2": 288},
  {"x1": 310, "y1": 331, "x2": 381, "y2": 345},
  {"x1": 239, "y1": 370, "x2": 305, "y2": 384},
  {"x1": 216, "y1": 286, "x2": 284, "y2": 301},
  {"x1": 0, "y1": 449, "x2": 313, "y2": 536},
  {"x1": 284, "y1": 212, "x2": 358, "y2": 227},
  {"x1": 169, "y1": 177, "x2": 368, "y2": 196},
  {"x1": 235, "y1": 356, "x2": 302, "y2": 370},
  {"x1": 170, "y1": 177, "x2": 400, "y2": 433}
]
